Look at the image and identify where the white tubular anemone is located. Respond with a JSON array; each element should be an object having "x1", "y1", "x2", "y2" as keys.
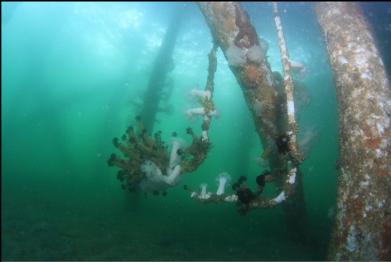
[
  {"x1": 224, "y1": 194, "x2": 238, "y2": 202},
  {"x1": 169, "y1": 137, "x2": 185, "y2": 169},
  {"x1": 140, "y1": 160, "x2": 164, "y2": 183},
  {"x1": 273, "y1": 191, "x2": 286, "y2": 204},
  {"x1": 216, "y1": 172, "x2": 231, "y2": 195},
  {"x1": 201, "y1": 130, "x2": 208, "y2": 142},
  {"x1": 140, "y1": 159, "x2": 182, "y2": 192},
  {"x1": 287, "y1": 167, "x2": 297, "y2": 184},
  {"x1": 191, "y1": 89, "x2": 211, "y2": 100},
  {"x1": 185, "y1": 108, "x2": 219, "y2": 119},
  {"x1": 200, "y1": 183, "x2": 211, "y2": 200},
  {"x1": 139, "y1": 160, "x2": 169, "y2": 192},
  {"x1": 185, "y1": 107, "x2": 205, "y2": 118},
  {"x1": 165, "y1": 165, "x2": 181, "y2": 186},
  {"x1": 208, "y1": 109, "x2": 220, "y2": 118}
]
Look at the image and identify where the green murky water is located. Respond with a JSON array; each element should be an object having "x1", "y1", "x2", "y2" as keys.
[{"x1": 7, "y1": 2, "x2": 389, "y2": 260}]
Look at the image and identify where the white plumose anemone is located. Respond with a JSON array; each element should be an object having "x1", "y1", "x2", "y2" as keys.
[
  {"x1": 169, "y1": 137, "x2": 185, "y2": 170},
  {"x1": 216, "y1": 172, "x2": 231, "y2": 195},
  {"x1": 139, "y1": 160, "x2": 182, "y2": 191},
  {"x1": 200, "y1": 183, "x2": 211, "y2": 200},
  {"x1": 185, "y1": 107, "x2": 206, "y2": 118},
  {"x1": 185, "y1": 107, "x2": 219, "y2": 119},
  {"x1": 190, "y1": 89, "x2": 211, "y2": 100},
  {"x1": 139, "y1": 160, "x2": 167, "y2": 192}
]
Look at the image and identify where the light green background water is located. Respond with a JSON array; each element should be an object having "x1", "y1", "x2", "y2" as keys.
[{"x1": 2, "y1": 2, "x2": 339, "y2": 260}]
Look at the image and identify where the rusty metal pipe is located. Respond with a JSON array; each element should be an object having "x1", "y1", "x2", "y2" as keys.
[{"x1": 315, "y1": 2, "x2": 391, "y2": 260}]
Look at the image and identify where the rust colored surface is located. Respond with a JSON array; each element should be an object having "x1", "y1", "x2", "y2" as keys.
[
  {"x1": 197, "y1": 4, "x2": 308, "y2": 230},
  {"x1": 316, "y1": 2, "x2": 391, "y2": 260},
  {"x1": 198, "y1": 2, "x2": 279, "y2": 161}
]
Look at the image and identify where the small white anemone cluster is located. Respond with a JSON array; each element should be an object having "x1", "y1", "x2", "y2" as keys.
[
  {"x1": 191, "y1": 89, "x2": 211, "y2": 100},
  {"x1": 139, "y1": 137, "x2": 185, "y2": 192},
  {"x1": 272, "y1": 166, "x2": 297, "y2": 204},
  {"x1": 185, "y1": 87, "x2": 219, "y2": 142},
  {"x1": 190, "y1": 172, "x2": 232, "y2": 200},
  {"x1": 226, "y1": 44, "x2": 264, "y2": 66},
  {"x1": 199, "y1": 183, "x2": 211, "y2": 200},
  {"x1": 185, "y1": 107, "x2": 219, "y2": 119}
]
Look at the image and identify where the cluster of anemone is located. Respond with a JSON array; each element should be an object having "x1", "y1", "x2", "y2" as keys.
[
  {"x1": 187, "y1": 171, "x2": 274, "y2": 207},
  {"x1": 188, "y1": 172, "x2": 233, "y2": 201},
  {"x1": 185, "y1": 87, "x2": 219, "y2": 142},
  {"x1": 186, "y1": 88, "x2": 218, "y2": 118},
  {"x1": 187, "y1": 170, "x2": 279, "y2": 214},
  {"x1": 108, "y1": 116, "x2": 211, "y2": 194},
  {"x1": 107, "y1": 116, "x2": 169, "y2": 192}
]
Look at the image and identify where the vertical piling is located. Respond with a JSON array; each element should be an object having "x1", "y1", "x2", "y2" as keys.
[
  {"x1": 198, "y1": 2, "x2": 280, "y2": 160},
  {"x1": 140, "y1": 6, "x2": 184, "y2": 133},
  {"x1": 198, "y1": 4, "x2": 308, "y2": 240},
  {"x1": 315, "y1": 2, "x2": 391, "y2": 260}
]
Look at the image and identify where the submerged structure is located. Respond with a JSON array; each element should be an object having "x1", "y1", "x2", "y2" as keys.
[
  {"x1": 316, "y1": 2, "x2": 391, "y2": 260},
  {"x1": 108, "y1": 44, "x2": 219, "y2": 194},
  {"x1": 140, "y1": 5, "x2": 184, "y2": 133},
  {"x1": 108, "y1": 2, "x2": 391, "y2": 260}
]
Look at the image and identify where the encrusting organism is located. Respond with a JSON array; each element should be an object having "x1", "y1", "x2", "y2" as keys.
[
  {"x1": 108, "y1": 44, "x2": 219, "y2": 195},
  {"x1": 184, "y1": 2, "x2": 305, "y2": 214}
]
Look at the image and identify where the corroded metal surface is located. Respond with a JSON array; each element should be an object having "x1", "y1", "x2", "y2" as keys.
[
  {"x1": 273, "y1": 2, "x2": 302, "y2": 164},
  {"x1": 316, "y1": 2, "x2": 391, "y2": 260},
  {"x1": 198, "y1": 2, "x2": 279, "y2": 156},
  {"x1": 195, "y1": 2, "x2": 306, "y2": 214}
]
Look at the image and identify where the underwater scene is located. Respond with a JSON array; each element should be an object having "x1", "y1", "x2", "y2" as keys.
[{"x1": 2, "y1": 2, "x2": 391, "y2": 261}]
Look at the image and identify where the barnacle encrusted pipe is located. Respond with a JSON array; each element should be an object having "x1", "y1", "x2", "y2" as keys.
[
  {"x1": 316, "y1": 3, "x2": 391, "y2": 260},
  {"x1": 185, "y1": 44, "x2": 219, "y2": 143},
  {"x1": 273, "y1": 2, "x2": 303, "y2": 164},
  {"x1": 197, "y1": 2, "x2": 304, "y2": 214},
  {"x1": 198, "y1": 2, "x2": 279, "y2": 154}
]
